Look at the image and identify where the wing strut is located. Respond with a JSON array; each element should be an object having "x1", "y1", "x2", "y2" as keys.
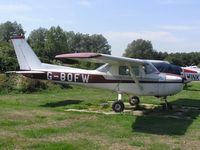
[{"x1": 129, "y1": 65, "x2": 143, "y2": 90}]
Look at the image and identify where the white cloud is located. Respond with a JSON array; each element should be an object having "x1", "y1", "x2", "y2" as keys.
[
  {"x1": 102, "y1": 31, "x2": 181, "y2": 56},
  {"x1": 104, "y1": 31, "x2": 179, "y2": 43},
  {"x1": 103, "y1": 31, "x2": 200, "y2": 56},
  {"x1": 77, "y1": 0, "x2": 92, "y2": 7},
  {"x1": 0, "y1": 4, "x2": 32, "y2": 13},
  {"x1": 158, "y1": 25, "x2": 195, "y2": 31}
]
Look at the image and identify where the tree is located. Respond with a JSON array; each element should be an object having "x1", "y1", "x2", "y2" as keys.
[
  {"x1": 164, "y1": 53, "x2": 183, "y2": 66},
  {"x1": 65, "y1": 31, "x2": 76, "y2": 51},
  {"x1": 27, "y1": 26, "x2": 111, "y2": 65},
  {"x1": 67, "y1": 33, "x2": 111, "y2": 54},
  {"x1": 0, "y1": 21, "x2": 25, "y2": 72},
  {"x1": 89, "y1": 34, "x2": 111, "y2": 54},
  {"x1": 44, "y1": 26, "x2": 68, "y2": 62},
  {"x1": 27, "y1": 28, "x2": 48, "y2": 61},
  {"x1": 72, "y1": 33, "x2": 89, "y2": 52},
  {"x1": 0, "y1": 41, "x2": 18, "y2": 72},
  {"x1": 123, "y1": 39, "x2": 157, "y2": 59},
  {"x1": 165, "y1": 52, "x2": 200, "y2": 66},
  {"x1": 0, "y1": 21, "x2": 25, "y2": 42}
]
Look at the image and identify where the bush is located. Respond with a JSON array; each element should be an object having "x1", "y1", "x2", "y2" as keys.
[
  {"x1": 13, "y1": 75, "x2": 48, "y2": 93},
  {"x1": 0, "y1": 74, "x2": 13, "y2": 93},
  {"x1": 0, "y1": 74, "x2": 70, "y2": 94}
]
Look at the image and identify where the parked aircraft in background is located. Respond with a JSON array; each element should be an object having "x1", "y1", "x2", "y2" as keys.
[
  {"x1": 182, "y1": 66, "x2": 200, "y2": 82},
  {"x1": 8, "y1": 36, "x2": 184, "y2": 112},
  {"x1": 150, "y1": 60, "x2": 200, "y2": 83}
]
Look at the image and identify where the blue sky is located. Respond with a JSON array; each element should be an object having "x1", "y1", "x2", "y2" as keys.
[{"x1": 1, "y1": 0, "x2": 200, "y2": 56}]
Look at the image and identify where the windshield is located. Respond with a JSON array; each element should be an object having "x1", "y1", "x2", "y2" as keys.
[
  {"x1": 152, "y1": 62, "x2": 182, "y2": 75},
  {"x1": 144, "y1": 63, "x2": 158, "y2": 74}
]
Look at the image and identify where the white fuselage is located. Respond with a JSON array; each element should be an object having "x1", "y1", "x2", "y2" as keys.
[
  {"x1": 26, "y1": 63, "x2": 184, "y2": 97},
  {"x1": 10, "y1": 37, "x2": 184, "y2": 98}
]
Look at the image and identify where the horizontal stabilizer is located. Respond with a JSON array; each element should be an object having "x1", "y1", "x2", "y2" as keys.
[{"x1": 6, "y1": 71, "x2": 45, "y2": 74}]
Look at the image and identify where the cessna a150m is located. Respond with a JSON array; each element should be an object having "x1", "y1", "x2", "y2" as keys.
[{"x1": 8, "y1": 36, "x2": 184, "y2": 112}]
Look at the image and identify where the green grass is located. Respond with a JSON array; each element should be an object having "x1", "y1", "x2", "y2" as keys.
[
  {"x1": 148, "y1": 143, "x2": 171, "y2": 150},
  {"x1": 28, "y1": 142, "x2": 78, "y2": 150},
  {"x1": 0, "y1": 82, "x2": 200, "y2": 149},
  {"x1": 22, "y1": 127, "x2": 67, "y2": 138}
]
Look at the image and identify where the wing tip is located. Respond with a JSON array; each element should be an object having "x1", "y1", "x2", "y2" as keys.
[
  {"x1": 55, "y1": 52, "x2": 101, "y2": 59},
  {"x1": 10, "y1": 35, "x2": 25, "y2": 40}
]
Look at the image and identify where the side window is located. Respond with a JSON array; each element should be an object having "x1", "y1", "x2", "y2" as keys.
[
  {"x1": 131, "y1": 65, "x2": 140, "y2": 76},
  {"x1": 119, "y1": 66, "x2": 130, "y2": 75}
]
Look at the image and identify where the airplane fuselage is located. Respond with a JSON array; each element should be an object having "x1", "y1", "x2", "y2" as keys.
[{"x1": 23, "y1": 66, "x2": 184, "y2": 97}]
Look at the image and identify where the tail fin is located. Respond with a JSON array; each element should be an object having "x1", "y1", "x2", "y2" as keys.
[{"x1": 11, "y1": 36, "x2": 41, "y2": 70}]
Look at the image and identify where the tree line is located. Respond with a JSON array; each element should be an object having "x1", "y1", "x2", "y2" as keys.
[
  {"x1": 0, "y1": 21, "x2": 111, "y2": 72},
  {"x1": 123, "y1": 39, "x2": 200, "y2": 67}
]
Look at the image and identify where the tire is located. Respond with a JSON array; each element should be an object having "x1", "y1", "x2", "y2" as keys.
[
  {"x1": 112, "y1": 101, "x2": 125, "y2": 112},
  {"x1": 129, "y1": 96, "x2": 140, "y2": 106}
]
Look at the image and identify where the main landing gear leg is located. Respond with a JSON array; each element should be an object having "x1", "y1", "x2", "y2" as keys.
[
  {"x1": 112, "y1": 93, "x2": 125, "y2": 112},
  {"x1": 162, "y1": 96, "x2": 172, "y2": 110}
]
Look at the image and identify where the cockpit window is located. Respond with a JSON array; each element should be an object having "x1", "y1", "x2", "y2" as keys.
[
  {"x1": 131, "y1": 65, "x2": 140, "y2": 76},
  {"x1": 119, "y1": 65, "x2": 140, "y2": 76},
  {"x1": 119, "y1": 63, "x2": 157, "y2": 76},
  {"x1": 119, "y1": 66, "x2": 130, "y2": 75}
]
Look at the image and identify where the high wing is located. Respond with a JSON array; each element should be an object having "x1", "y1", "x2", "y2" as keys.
[
  {"x1": 55, "y1": 53, "x2": 160, "y2": 89},
  {"x1": 55, "y1": 52, "x2": 159, "y2": 73},
  {"x1": 56, "y1": 52, "x2": 144, "y2": 64}
]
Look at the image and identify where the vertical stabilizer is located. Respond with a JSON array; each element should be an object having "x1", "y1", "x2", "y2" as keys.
[{"x1": 11, "y1": 36, "x2": 41, "y2": 70}]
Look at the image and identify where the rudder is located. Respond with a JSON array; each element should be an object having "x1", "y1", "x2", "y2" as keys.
[{"x1": 11, "y1": 36, "x2": 41, "y2": 70}]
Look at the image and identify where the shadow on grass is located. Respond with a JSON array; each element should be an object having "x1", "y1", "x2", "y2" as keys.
[
  {"x1": 184, "y1": 89, "x2": 200, "y2": 92},
  {"x1": 132, "y1": 98, "x2": 200, "y2": 135},
  {"x1": 172, "y1": 98, "x2": 200, "y2": 107},
  {"x1": 41, "y1": 100, "x2": 83, "y2": 107}
]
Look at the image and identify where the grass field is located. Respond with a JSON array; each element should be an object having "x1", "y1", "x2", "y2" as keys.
[{"x1": 0, "y1": 82, "x2": 200, "y2": 150}]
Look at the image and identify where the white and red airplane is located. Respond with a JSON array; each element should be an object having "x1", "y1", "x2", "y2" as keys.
[
  {"x1": 8, "y1": 36, "x2": 184, "y2": 112},
  {"x1": 182, "y1": 66, "x2": 200, "y2": 82}
]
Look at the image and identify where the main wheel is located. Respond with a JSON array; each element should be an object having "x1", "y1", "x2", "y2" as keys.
[
  {"x1": 112, "y1": 101, "x2": 125, "y2": 112},
  {"x1": 129, "y1": 96, "x2": 140, "y2": 106}
]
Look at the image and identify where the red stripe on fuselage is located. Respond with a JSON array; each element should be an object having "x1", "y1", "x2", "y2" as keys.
[{"x1": 22, "y1": 72, "x2": 183, "y2": 84}]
